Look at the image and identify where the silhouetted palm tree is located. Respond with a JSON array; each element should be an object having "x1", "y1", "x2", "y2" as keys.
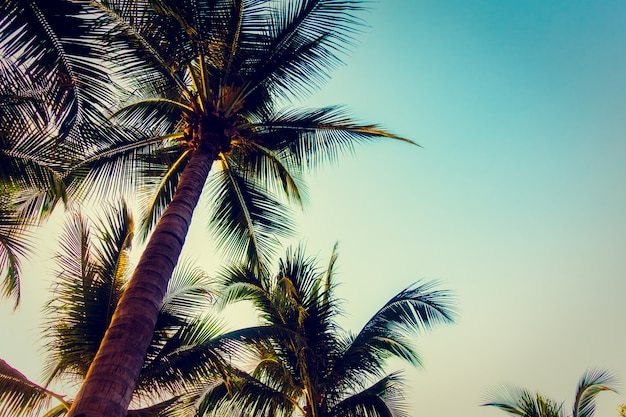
[
  {"x1": 195, "y1": 244, "x2": 456, "y2": 417},
  {"x1": 483, "y1": 369, "x2": 617, "y2": 417}
]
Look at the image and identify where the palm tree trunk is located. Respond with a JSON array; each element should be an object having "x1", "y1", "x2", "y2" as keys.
[{"x1": 67, "y1": 145, "x2": 216, "y2": 417}]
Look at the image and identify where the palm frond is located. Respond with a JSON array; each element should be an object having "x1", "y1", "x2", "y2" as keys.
[
  {"x1": 139, "y1": 328, "x2": 233, "y2": 402},
  {"x1": 161, "y1": 257, "x2": 215, "y2": 322},
  {"x1": 93, "y1": 199, "x2": 134, "y2": 292},
  {"x1": 369, "y1": 280, "x2": 457, "y2": 334},
  {"x1": 41, "y1": 402, "x2": 71, "y2": 417},
  {"x1": 1, "y1": 1, "x2": 77, "y2": 143},
  {"x1": 66, "y1": 127, "x2": 180, "y2": 204},
  {"x1": 483, "y1": 386, "x2": 563, "y2": 417},
  {"x1": 0, "y1": 358, "x2": 68, "y2": 417},
  {"x1": 229, "y1": 141, "x2": 307, "y2": 208},
  {"x1": 1, "y1": 0, "x2": 130, "y2": 163},
  {"x1": 207, "y1": 156, "x2": 296, "y2": 270},
  {"x1": 216, "y1": 261, "x2": 291, "y2": 328},
  {"x1": 138, "y1": 148, "x2": 191, "y2": 240},
  {"x1": 42, "y1": 203, "x2": 134, "y2": 384},
  {"x1": 572, "y1": 369, "x2": 618, "y2": 417},
  {"x1": 321, "y1": 241, "x2": 339, "y2": 308},
  {"x1": 0, "y1": 193, "x2": 33, "y2": 307},
  {"x1": 196, "y1": 368, "x2": 300, "y2": 417},
  {"x1": 127, "y1": 396, "x2": 182, "y2": 417},
  {"x1": 330, "y1": 371, "x2": 408, "y2": 417},
  {"x1": 252, "y1": 106, "x2": 415, "y2": 170},
  {"x1": 337, "y1": 280, "x2": 456, "y2": 375},
  {"x1": 42, "y1": 211, "x2": 110, "y2": 383},
  {"x1": 236, "y1": 0, "x2": 367, "y2": 104}
]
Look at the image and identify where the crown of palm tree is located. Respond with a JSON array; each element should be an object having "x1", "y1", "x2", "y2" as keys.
[
  {"x1": 0, "y1": 0, "x2": 413, "y2": 305},
  {"x1": 195, "y1": 244, "x2": 456, "y2": 417}
]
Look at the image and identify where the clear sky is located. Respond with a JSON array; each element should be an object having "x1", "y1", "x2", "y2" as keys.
[{"x1": 2, "y1": 1, "x2": 626, "y2": 417}]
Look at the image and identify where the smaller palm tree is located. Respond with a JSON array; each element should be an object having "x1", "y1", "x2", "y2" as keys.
[
  {"x1": 483, "y1": 369, "x2": 618, "y2": 417},
  {"x1": 195, "y1": 244, "x2": 457, "y2": 417},
  {"x1": 0, "y1": 202, "x2": 229, "y2": 416}
]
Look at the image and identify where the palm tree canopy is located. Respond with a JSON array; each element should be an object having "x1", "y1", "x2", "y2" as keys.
[
  {"x1": 199, "y1": 244, "x2": 456, "y2": 417},
  {"x1": 1, "y1": 0, "x2": 414, "y2": 305},
  {"x1": 483, "y1": 369, "x2": 618, "y2": 417}
]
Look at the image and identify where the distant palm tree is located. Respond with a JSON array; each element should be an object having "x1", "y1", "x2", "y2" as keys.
[
  {"x1": 1, "y1": 3, "x2": 412, "y2": 414},
  {"x1": 195, "y1": 244, "x2": 456, "y2": 417},
  {"x1": 483, "y1": 369, "x2": 617, "y2": 417},
  {"x1": 0, "y1": 202, "x2": 228, "y2": 416}
]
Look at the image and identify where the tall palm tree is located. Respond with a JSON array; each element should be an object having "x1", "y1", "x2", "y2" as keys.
[
  {"x1": 483, "y1": 369, "x2": 618, "y2": 417},
  {"x1": 0, "y1": 202, "x2": 229, "y2": 416},
  {"x1": 1, "y1": 2, "x2": 413, "y2": 414},
  {"x1": 194, "y1": 244, "x2": 456, "y2": 417}
]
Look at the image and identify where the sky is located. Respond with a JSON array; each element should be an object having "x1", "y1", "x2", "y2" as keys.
[{"x1": 2, "y1": 1, "x2": 626, "y2": 417}]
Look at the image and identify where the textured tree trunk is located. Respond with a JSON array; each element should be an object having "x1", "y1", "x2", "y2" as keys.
[{"x1": 67, "y1": 145, "x2": 215, "y2": 417}]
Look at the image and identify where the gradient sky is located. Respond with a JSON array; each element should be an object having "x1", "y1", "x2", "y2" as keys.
[{"x1": 2, "y1": 1, "x2": 626, "y2": 417}]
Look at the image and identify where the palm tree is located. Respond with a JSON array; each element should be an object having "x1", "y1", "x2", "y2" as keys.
[
  {"x1": 194, "y1": 244, "x2": 456, "y2": 417},
  {"x1": 0, "y1": 202, "x2": 229, "y2": 416},
  {"x1": 1, "y1": 2, "x2": 412, "y2": 414},
  {"x1": 483, "y1": 369, "x2": 618, "y2": 417}
]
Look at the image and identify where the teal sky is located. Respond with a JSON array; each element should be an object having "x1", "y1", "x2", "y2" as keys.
[{"x1": 2, "y1": 1, "x2": 626, "y2": 416}]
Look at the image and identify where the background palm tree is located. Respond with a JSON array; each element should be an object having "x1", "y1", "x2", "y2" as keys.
[
  {"x1": 483, "y1": 369, "x2": 618, "y2": 417},
  {"x1": 194, "y1": 244, "x2": 456, "y2": 417},
  {"x1": 1, "y1": 2, "x2": 413, "y2": 414},
  {"x1": 0, "y1": 202, "x2": 230, "y2": 416}
]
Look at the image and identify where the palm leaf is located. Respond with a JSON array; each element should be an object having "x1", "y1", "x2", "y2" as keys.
[
  {"x1": 572, "y1": 369, "x2": 617, "y2": 417},
  {"x1": 252, "y1": 106, "x2": 416, "y2": 169},
  {"x1": 41, "y1": 403, "x2": 71, "y2": 417},
  {"x1": 336, "y1": 280, "x2": 456, "y2": 379},
  {"x1": 196, "y1": 368, "x2": 301, "y2": 417},
  {"x1": 66, "y1": 128, "x2": 178, "y2": 204},
  {"x1": 138, "y1": 148, "x2": 191, "y2": 240},
  {"x1": 236, "y1": 0, "x2": 366, "y2": 104},
  {"x1": 229, "y1": 141, "x2": 307, "y2": 208},
  {"x1": 0, "y1": 358, "x2": 68, "y2": 417},
  {"x1": 483, "y1": 387, "x2": 563, "y2": 417},
  {"x1": 207, "y1": 157, "x2": 296, "y2": 270},
  {"x1": 216, "y1": 262, "x2": 287, "y2": 328},
  {"x1": 160, "y1": 258, "x2": 215, "y2": 320},
  {"x1": 330, "y1": 371, "x2": 408, "y2": 417},
  {"x1": 127, "y1": 396, "x2": 182, "y2": 417},
  {"x1": 0, "y1": 193, "x2": 32, "y2": 307},
  {"x1": 42, "y1": 211, "x2": 111, "y2": 382}
]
